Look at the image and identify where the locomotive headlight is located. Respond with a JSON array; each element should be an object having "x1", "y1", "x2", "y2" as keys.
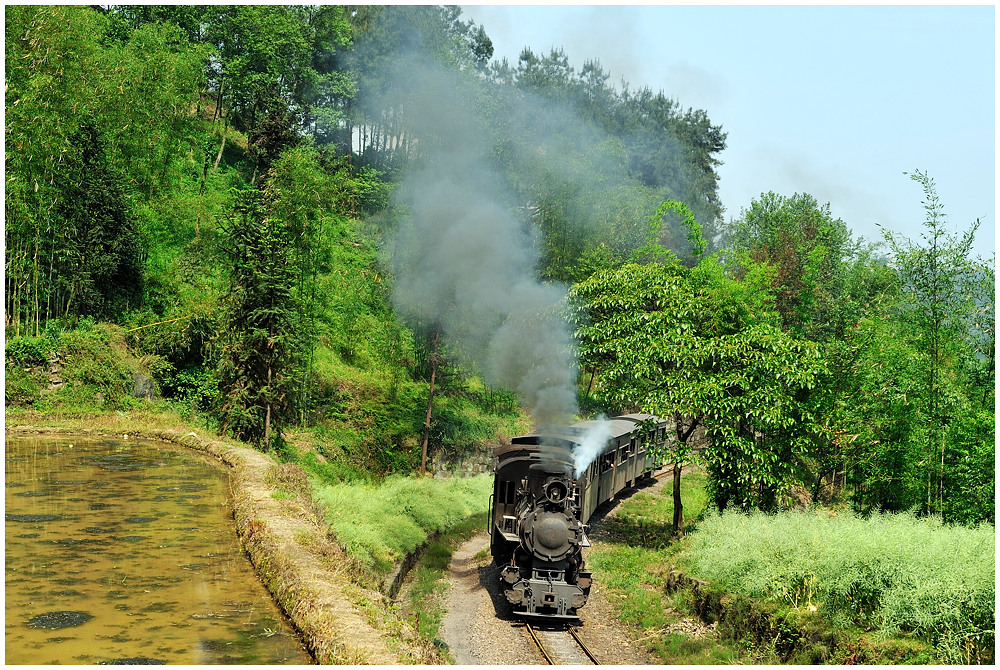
[{"x1": 544, "y1": 480, "x2": 569, "y2": 504}]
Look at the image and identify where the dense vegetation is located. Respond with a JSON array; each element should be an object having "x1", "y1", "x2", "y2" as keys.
[{"x1": 5, "y1": 5, "x2": 994, "y2": 662}]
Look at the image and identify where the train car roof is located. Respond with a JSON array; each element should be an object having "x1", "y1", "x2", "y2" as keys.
[
  {"x1": 494, "y1": 414, "x2": 667, "y2": 460},
  {"x1": 617, "y1": 413, "x2": 660, "y2": 424},
  {"x1": 508, "y1": 415, "x2": 663, "y2": 449}
]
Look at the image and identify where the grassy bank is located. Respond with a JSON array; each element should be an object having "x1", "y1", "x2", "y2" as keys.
[
  {"x1": 683, "y1": 509, "x2": 994, "y2": 664},
  {"x1": 311, "y1": 474, "x2": 492, "y2": 577},
  {"x1": 588, "y1": 471, "x2": 994, "y2": 664}
]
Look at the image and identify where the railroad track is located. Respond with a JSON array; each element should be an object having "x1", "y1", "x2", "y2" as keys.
[{"x1": 523, "y1": 623, "x2": 600, "y2": 665}]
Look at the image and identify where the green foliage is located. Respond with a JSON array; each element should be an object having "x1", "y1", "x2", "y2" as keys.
[
  {"x1": 728, "y1": 192, "x2": 854, "y2": 341},
  {"x1": 215, "y1": 186, "x2": 298, "y2": 450},
  {"x1": 5, "y1": 5, "x2": 210, "y2": 334},
  {"x1": 587, "y1": 470, "x2": 744, "y2": 663},
  {"x1": 487, "y1": 48, "x2": 727, "y2": 269},
  {"x1": 683, "y1": 509, "x2": 995, "y2": 663},
  {"x1": 939, "y1": 409, "x2": 995, "y2": 525},
  {"x1": 877, "y1": 170, "x2": 989, "y2": 518},
  {"x1": 570, "y1": 257, "x2": 826, "y2": 512},
  {"x1": 53, "y1": 122, "x2": 144, "y2": 319},
  {"x1": 633, "y1": 199, "x2": 707, "y2": 264},
  {"x1": 311, "y1": 473, "x2": 492, "y2": 575},
  {"x1": 5, "y1": 335, "x2": 56, "y2": 367},
  {"x1": 4, "y1": 323, "x2": 141, "y2": 411}
]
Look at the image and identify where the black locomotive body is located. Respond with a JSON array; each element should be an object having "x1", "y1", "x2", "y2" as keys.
[{"x1": 490, "y1": 414, "x2": 667, "y2": 619}]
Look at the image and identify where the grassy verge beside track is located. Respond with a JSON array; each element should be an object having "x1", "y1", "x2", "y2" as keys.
[
  {"x1": 396, "y1": 514, "x2": 489, "y2": 659},
  {"x1": 588, "y1": 470, "x2": 994, "y2": 664},
  {"x1": 310, "y1": 474, "x2": 492, "y2": 578}
]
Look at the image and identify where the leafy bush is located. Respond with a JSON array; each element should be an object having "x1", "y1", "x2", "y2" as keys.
[
  {"x1": 683, "y1": 509, "x2": 995, "y2": 663},
  {"x1": 5, "y1": 335, "x2": 55, "y2": 366},
  {"x1": 4, "y1": 367, "x2": 44, "y2": 405},
  {"x1": 311, "y1": 473, "x2": 492, "y2": 575}
]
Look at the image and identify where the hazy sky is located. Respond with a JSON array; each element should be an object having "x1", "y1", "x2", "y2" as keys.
[{"x1": 461, "y1": 3, "x2": 995, "y2": 259}]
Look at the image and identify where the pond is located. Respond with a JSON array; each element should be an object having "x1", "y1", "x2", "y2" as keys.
[{"x1": 5, "y1": 435, "x2": 313, "y2": 664}]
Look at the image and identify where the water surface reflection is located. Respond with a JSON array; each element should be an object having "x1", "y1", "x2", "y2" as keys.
[{"x1": 5, "y1": 436, "x2": 312, "y2": 664}]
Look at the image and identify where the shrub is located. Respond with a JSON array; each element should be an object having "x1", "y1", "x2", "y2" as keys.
[{"x1": 5, "y1": 335, "x2": 55, "y2": 366}]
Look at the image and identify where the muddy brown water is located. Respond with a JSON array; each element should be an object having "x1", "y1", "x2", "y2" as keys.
[{"x1": 5, "y1": 435, "x2": 313, "y2": 665}]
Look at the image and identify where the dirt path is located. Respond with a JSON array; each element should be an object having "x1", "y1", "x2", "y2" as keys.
[{"x1": 439, "y1": 474, "x2": 672, "y2": 665}]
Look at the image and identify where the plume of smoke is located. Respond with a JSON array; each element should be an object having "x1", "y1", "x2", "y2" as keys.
[
  {"x1": 572, "y1": 418, "x2": 613, "y2": 478},
  {"x1": 384, "y1": 57, "x2": 580, "y2": 428}
]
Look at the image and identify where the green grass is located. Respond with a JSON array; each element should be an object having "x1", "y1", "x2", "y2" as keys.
[
  {"x1": 587, "y1": 470, "x2": 745, "y2": 663},
  {"x1": 588, "y1": 470, "x2": 994, "y2": 664},
  {"x1": 311, "y1": 473, "x2": 493, "y2": 576},
  {"x1": 682, "y1": 509, "x2": 995, "y2": 663}
]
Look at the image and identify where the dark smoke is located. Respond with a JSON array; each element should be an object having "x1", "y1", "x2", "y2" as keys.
[
  {"x1": 359, "y1": 24, "x2": 630, "y2": 448},
  {"x1": 390, "y1": 133, "x2": 579, "y2": 429}
]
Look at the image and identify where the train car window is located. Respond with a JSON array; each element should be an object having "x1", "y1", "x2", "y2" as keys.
[
  {"x1": 499, "y1": 480, "x2": 516, "y2": 505},
  {"x1": 601, "y1": 453, "x2": 614, "y2": 474},
  {"x1": 618, "y1": 446, "x2": 627, "y2": 464}
]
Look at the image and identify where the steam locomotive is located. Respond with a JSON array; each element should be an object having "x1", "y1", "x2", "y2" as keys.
[{"x1": 489, "y1": 414, "x2": 667, "y2": 619}]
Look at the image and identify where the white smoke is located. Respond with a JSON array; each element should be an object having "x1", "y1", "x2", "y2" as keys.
[{"x1": 572, "y1": 417, "x2": 613, "y2": 478}]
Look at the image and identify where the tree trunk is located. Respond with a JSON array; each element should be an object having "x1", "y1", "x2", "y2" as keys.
[
  {"x1": 583, "y1": 367, "x2": 596, "y2": 403},
  {"x1": 672, "y1": 460, "x2": 684, "y2": 534},
  {"x1": 420, "y1": 332, "x2": 439, "y2": 475},
  {"x1": 671, "y1": 412, "x2": 699, "y2": 535},
  {"x1": 213, "y1": 75, "x2": 225, "y2": 124},
  {"x1": 264, "y1": 364, "x2": 273, "y2": 451},
  {"x1": 213, "y1": 129, "x2": 227, "y2": 173}
]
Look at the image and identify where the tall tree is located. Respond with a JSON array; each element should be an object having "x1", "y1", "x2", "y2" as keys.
[
  {"x1": 570, "y1": 253, "x2": 826, "y2": 522},
  {"x1": 729, "y1": 191, "x2": 853, "y2": 341},
  {"x1": 53, "y1": 123, "x2": 144, "y2": 320},
  {"x1": 262, "y1": 144, "x2": 339, "y2": 424},
  {"x1": 881, "y1": 170, "x2": 984, "y2": 516},
  {"x1": 216, "y1": 187, "x2": 298, "y2": 451}
]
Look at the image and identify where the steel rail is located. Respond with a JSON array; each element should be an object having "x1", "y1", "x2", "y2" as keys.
[
  {"x1": 524, "y1": 623, "x2": 555, "y2": 664},
  {"x1": 569, "y1": 626, "x2": 601, "y2": 665}
]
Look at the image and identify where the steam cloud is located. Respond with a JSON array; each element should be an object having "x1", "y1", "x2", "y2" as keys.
[
  {"x1": 573, "y1": 419, "x2": 613, "y2": 478},
  {"x1": 392, "y1": 161, "x2": 579, "y2": 427},
  {"x1": 382, "y1": 57, "x2": 579, "y2": 428}
]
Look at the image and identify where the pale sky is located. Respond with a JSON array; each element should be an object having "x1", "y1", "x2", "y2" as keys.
[{"x1": 461, "y1": 3, "x2": 996, "y2": 259}]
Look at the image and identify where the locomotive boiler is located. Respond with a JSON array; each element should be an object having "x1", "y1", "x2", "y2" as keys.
[{"x1": 490, "y1": 414, "x2": 667, "y2": 619}]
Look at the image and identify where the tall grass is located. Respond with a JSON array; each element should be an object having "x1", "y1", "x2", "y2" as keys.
[
  {"x1": 311, "y1": 473, "x2": 493, "y2": 574},
  {"x1": 683, "y1": 509, "x2": 995, "y2": 663}
]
